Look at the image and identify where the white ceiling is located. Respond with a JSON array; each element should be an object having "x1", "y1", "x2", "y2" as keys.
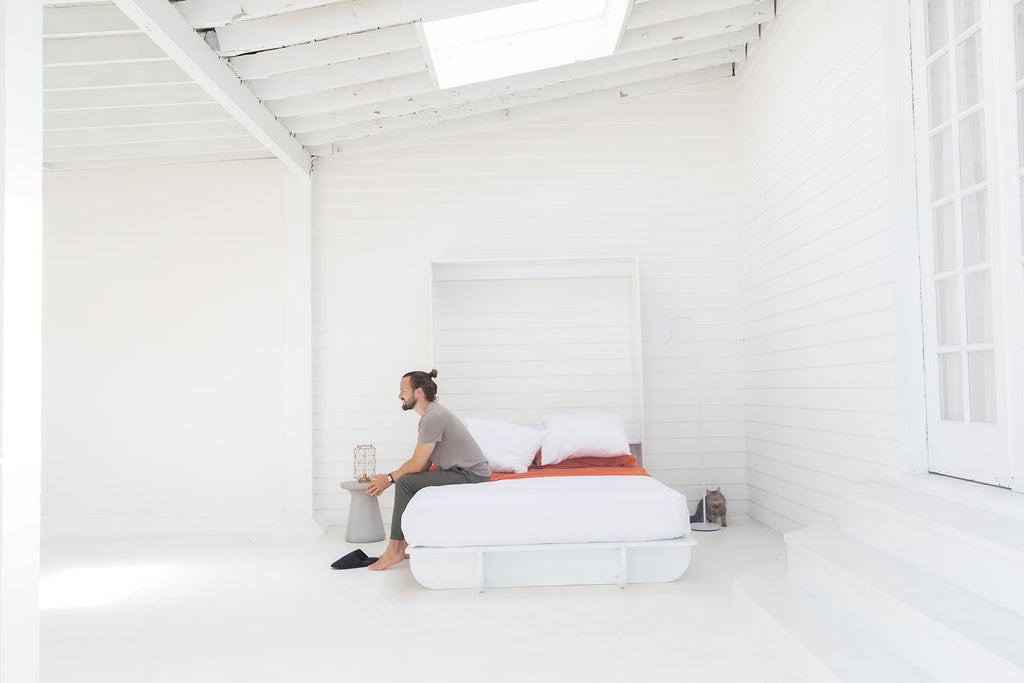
[{"x1": 42, "y1": 0, "x2": 775, "y2": 173}]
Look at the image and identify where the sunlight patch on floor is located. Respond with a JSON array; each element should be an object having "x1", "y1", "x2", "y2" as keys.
[{"x1": 40, "y1": 565, "x2": 176, "y2": 610}]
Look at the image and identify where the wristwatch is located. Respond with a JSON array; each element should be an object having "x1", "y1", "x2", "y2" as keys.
[{"x1": 387, "y1": 472, "x2": 395, "y2": 484}]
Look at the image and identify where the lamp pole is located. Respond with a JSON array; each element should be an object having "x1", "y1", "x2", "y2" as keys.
[{"x1": 666, "y1": 316, "x2": 720, "y2": 532}]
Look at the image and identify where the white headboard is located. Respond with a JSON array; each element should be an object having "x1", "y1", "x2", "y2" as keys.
[{"x1": 430, "y1": 256, "x2": 644, "y2": 448}]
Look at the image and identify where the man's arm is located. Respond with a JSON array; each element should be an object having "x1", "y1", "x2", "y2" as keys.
[
  {"x1": 365, "y1": 442, "x2": 435, "y2": 496},
  {"x1": 405, "y1": 443, "x2": 435, "y2": 473}
]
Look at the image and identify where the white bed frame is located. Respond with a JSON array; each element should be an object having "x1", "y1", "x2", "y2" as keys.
[{"x1": 409, "y1": 536, "x2": 696, "y2": 591}]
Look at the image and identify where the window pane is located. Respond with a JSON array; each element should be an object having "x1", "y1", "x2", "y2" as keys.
[
  {"x1": 1015, "y1": 1, "x2": 1024, "y2": 79},
  {"x1": 936, "y1": 277, "x2": 962, "y2": 345},
  {"x1": 956, "y1": 32, "x2": 983, "y2": 111},
  {"x1": 959, "y1": 110, "x2": 986, "y2": 187},
  {"x1": 929, "y1": 54, "x2": 952, "y2": 126},
  {"x1": 928, "y1": 0, "x2": 949, "y2": 56},
  {"x1": 968, "y1": 350, "x2": 997, "y2": 423},
  {"x1": 965, "y1": 269, "x2": 993, "y2": 343},
  {"x1": 931, "y1": 127, "x2": 954, "y2": 199},
  {"x1": 934, "y1": 202, "x2": 958, "y2": 271},
  {"x1": 954, "y1": 0, "x2": 980, "y2": 34},
  {"x1": 939, "y1": 352, "x2": 964, "y2": 420},
  {"x1": 962, "y1": 190, "x2": 988, "y2": 265}
]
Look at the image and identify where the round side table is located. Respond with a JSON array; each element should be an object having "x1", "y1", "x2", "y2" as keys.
[{"x1": 340, "y1": 481, "x2": 386, "y2": 543}]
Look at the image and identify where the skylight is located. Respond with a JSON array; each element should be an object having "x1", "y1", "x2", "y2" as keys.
[{"x1": 422, "y1": 0, "x2": 631, "y2": 89}]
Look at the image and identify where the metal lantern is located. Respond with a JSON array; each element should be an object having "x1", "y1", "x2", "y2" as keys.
[{"x1": 353, "y1": 444, "x2": 376, "y2": 483}]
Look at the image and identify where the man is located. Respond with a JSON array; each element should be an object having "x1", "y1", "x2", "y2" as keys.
[{"x1": 364, "y1": 369, "x2": 490, "y2": 570}]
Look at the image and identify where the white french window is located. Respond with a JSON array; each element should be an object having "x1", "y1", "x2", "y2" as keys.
[{"x1": 911, "y1": 0, "x2": 1024, "y2": 489}]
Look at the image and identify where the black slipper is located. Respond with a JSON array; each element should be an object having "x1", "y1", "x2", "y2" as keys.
[{"x1": 331, "y1": 549, "x2": 379, "y2": 569}]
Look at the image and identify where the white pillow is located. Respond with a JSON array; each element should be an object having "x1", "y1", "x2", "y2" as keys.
[
  {"x1": 540, "y1": 413, "x2": 631, "y2": 466},
  {"x1": 464, "y1": 418, "x2": 544, "y2": 474}
]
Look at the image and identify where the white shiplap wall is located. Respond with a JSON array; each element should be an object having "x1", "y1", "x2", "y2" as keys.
[
  {"x1": 735, "y1": 0, "x2": 902, "y2": 533},
  {"x1": 431, "y1": 258, "x2": 644, "y2": 437},
  {"x1": 312, "y1": 85, "x2": 745, "y2": 527}
]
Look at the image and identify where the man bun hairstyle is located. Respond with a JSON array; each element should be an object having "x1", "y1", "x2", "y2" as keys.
[{"x1": 403, "y1": 369, "x2": 439, "y2": 402}]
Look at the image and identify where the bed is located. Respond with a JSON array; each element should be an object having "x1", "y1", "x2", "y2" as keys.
[{"x1": 402, "y1": 413, "x2": 696, "y2": 590}]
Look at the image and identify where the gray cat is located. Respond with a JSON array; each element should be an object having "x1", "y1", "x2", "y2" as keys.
[{"x1": 690, "y1": 487, "x2": 727, "y2": 527}]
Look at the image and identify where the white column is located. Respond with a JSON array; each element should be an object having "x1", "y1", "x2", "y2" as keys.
[
  {"x1": 0, "y1": 0, "x2": 43, "y2": 681},
  {"x1": 882, "y1": 0, "x2": 928, "y2": 474},
  {"x1": 275, "y1": 169, "x2": 321, "y2": 534}
]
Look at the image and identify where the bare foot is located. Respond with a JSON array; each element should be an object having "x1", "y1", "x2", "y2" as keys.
[{"x1": 367, "y1": 550, "x2": 406, "y2": 571}]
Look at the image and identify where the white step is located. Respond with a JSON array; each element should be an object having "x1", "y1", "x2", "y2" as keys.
[
  {"x1": 786, "y1": 524, "x2": 1024, "y2": 683},
  {"x1": 891, "y1": 474, "x2": 1024, "y2": 523},
  {"x1": 732, "y1": 562, "x2": 932, "y2": 683},
  {"x1": 839, "y1": 480, "x2": 1024, "y2": 616}
]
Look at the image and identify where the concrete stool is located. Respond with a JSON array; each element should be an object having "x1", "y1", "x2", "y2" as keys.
[{"x1": 340, "y1": 481, "x2": 386, "y2": 543}]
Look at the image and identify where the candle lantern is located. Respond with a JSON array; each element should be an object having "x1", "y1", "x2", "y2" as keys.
[{"x1": 353, "y1": 444, "x2": 376, "y2": 483}]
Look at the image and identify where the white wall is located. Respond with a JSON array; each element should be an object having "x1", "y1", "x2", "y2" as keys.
[
  {"x1": 735, "y1": 0, "x2": 903, "y2": 532},
  {"x1": 43, "y1": 160, "x2": 296, "y2": 537},
  {"x1": 312, "y1": 85, "x2": 746, "y2": 527},
  {"x1": 38, "y1": 0, "x2": 915, "y2": 538},
  {"x1": 2, "y1": 1, "x2": 43, "y2": 678}
]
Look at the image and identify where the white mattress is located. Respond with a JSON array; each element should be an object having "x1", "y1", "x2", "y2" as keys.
[{"x1": 402, "y1": 475, "x2": 690, "y2": 547}]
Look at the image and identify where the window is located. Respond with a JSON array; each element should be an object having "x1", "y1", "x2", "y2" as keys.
[
  {"x1": 912, "y1": 0, "x2": 1023, "y2": 487},
  {"x1": 420, "y1": 0, "x2": 630, "y2": 88}
]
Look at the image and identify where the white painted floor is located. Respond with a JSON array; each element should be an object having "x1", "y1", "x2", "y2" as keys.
[{"x1": 41, "y1": 518, "x2": 807, "y2": 683}]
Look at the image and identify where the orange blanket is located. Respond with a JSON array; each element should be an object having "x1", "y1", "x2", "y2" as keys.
[
  {"x1": 489, "y1": 454, "x2": 648, "y2": 481},
  {"x1": 489, "y1": 465, "x2": 648, "y2": 481},
  {"x1": 428, "y1": 454, "x2": 646, "y2": 480}
]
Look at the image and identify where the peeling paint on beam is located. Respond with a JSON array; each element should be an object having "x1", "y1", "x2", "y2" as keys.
[
  {"x1": 277, "y1": 28, "x2": 756, "y2": 133},
  {"x1": 206, "y1": 0, "x2": 542, "y2": 56},
  {"x1": 621, "y1": 2, "x2": 772, "y2": 51},
  {"x1": 227, "y1": 23, "x2": 421, "y2": 79},
  {"x1": 295, "y1": 51, "x2": 740, "y2": 146},
  {"x1": 322, "y1": 64, "x2": 735, "y2": 155}
]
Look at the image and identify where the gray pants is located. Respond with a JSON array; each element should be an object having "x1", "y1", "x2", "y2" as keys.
[{"x1": 391, "y1": 467, "x2": 489, "y2": 541}]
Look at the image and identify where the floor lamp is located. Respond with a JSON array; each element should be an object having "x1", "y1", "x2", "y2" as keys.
[{"x1": 666, "y1": 316, "x2": 720, "y2": 532}]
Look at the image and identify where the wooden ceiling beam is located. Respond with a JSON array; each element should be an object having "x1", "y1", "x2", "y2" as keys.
[
  {"x1": 621, "y1": 1, "x2": 771, "y2": 50},
  {"x1": 245, "y1": 48, "x2": 425, "y2": 100},
  {"x1": 323, "y1": 65, "x2": 733, "y2": 155},
  {"x1": 247, "y1": 6, "x2": 761, "y2": 108},
  {"x1": 627, "y1": 0, "x2": 768, "y2": 29},
  {"x1": 175, "y1": 0, "x2": 343, "y2": 29},
  {"x1": 297, "y1": 50, "x2": 741, "y2": 147},
  {"x1": 113, "y1": 0, "x2": 311, "y2": 175},
  {"x1": 207, "y1": 0, "x2": 538, "y2": 56},
  {"x1": 176, "y1": 0, "x2": 526, "y2": 30},
  {"x1": 264, "y1": 72, "x2": 433, "y2": 118},
  {"x1": 227, "y1": 23, "x2": 420, "y2": 79},
  {"x1": 176, "y1": 0, "x2": 743, "y2": 32},
  {"x1": 276, "y1": 25, "x2": 757, "y2": 128}
]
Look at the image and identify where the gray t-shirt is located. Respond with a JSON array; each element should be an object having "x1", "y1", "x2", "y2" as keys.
[{"x1": 417, "y1": 402, "x2": 490, "y2": 478}]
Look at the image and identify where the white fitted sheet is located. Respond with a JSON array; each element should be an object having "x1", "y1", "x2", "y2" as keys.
[{"x1": 402, "y1": 475, "x2": 690, "y2": 547}]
